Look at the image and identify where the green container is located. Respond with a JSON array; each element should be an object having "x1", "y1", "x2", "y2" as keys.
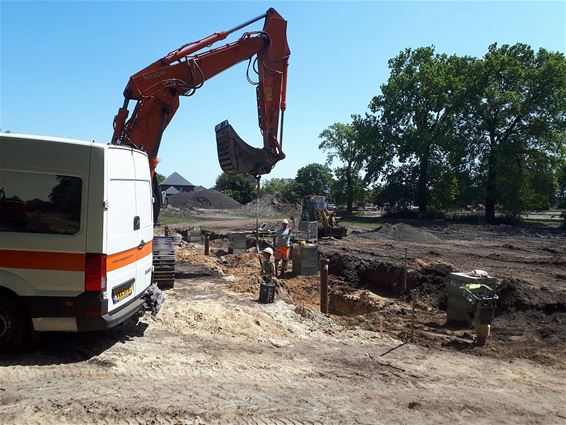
[{"x1": 446, "y1": 272, "x2": 497, "y2": 324}]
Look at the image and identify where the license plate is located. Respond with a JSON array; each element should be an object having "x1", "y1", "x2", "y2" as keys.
[{"x1": 112, "y1": 281, "x2": 133, "y2": 304}]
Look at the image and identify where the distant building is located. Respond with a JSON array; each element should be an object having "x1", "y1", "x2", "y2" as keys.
[
  {"x1": 164, "y1": 186, "x2": 179, "y2": 196},
  {"x1": 160, "y1": 172, "x2": 195, "y2": 193},
  {"x1": 280, "y1": 178, "x2": 294, "y2": 185}
]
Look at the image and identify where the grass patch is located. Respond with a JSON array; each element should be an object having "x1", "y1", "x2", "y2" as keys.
[
  {"x1": 338, "y1": 212, "x2": 382, "y2": 230},
  {"x1": 158, "y1": 215, "x2": 190, "y2": 224},
  {"x1": 339, "y1": 219, "x2": 381, "y2": 230},
  {"x1": 523, "y1": 217, "x2": 564, "y2": 223}
]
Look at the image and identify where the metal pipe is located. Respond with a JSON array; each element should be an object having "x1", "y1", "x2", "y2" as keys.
[
  {"x1": 279, "y1": 109, "x2": 285, "y2": 151},
  {"x1": 227, "y1": 12, "x2": 267, "y2": 35},
  {"x1": 320, "y1": 259, "x2": 329, "y2": 314}
]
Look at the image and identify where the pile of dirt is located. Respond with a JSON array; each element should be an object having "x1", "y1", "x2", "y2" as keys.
[
  {"x1": 358, "y1": 223, "x2": 442, "y2": 244},
  {"x1": 169, "y1": 189, "x2": 242, "y2": 210},
  {"x1": 239, "y1": 194, "x2": 299, "y2": 217}
]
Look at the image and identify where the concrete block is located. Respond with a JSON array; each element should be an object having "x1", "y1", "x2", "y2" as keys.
[
  {"x1": 229, "y1": 232, "x2": 247, "y2": 254},
  {"x1": 292, "y1": 243, "x2": 319, "y2": 276}
]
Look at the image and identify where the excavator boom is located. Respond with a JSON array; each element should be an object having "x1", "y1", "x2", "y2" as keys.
[{"x1": 111, "y1": 8, "x2": 290, "y2": 177}]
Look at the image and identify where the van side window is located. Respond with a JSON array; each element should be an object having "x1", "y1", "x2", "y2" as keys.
[{"x1": 0, "y1": 171, "x2": 82, "y2": 235}]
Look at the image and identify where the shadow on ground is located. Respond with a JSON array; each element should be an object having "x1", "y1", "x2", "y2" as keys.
[{"x1": 0, "y1": 318, "x2": 148, "y2": 366}]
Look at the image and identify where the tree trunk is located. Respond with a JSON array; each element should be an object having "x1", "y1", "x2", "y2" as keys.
[
  {"x1": 417, "y1": 143, "x2": 431, "y2": 213},
  {"x1": 346, "y1": 171, "x2": 353, "y2": 213},
  {"x1": 485, "y1": 135, "x2": 498, "y2": 224}
]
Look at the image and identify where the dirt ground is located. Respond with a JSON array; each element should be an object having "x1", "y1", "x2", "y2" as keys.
[
  {"x1": 320, "y1": 222, "x2": 566, "y2": 367},
  {"x1": 166, "y1": 214, "x2": 566, "y2": 367},
  {"x1": 1, "y1": 214, "x2": 565, "y2": 424}
]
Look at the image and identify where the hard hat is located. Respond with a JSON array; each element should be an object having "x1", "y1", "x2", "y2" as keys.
[
  {"x1": 282, "y1": 219, "x2": 289, "y2": 225},
  {"x1": 262, "y1": 247, "x2": 274, "y2": 255}
]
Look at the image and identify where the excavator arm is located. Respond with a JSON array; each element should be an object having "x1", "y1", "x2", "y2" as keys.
[{"x1": 111, "y1": 8, "x2": 290, "y2": 177}]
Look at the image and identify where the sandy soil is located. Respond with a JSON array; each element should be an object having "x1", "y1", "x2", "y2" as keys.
[
  {"x1": 1, "y1": 270, "x2": 565, "y2": 424},
  {"x1": 165, "y1": 215, "x2": 566, "y2": 366},
  {"x1": 1, "y1": 216, "x2": 565, "y2": 424}
]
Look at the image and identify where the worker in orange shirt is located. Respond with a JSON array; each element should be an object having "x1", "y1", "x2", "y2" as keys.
[{"x1": 273, "y1": 217, "x2": 295, "y2": 276}]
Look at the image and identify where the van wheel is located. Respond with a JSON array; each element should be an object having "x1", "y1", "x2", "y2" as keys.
[{"x1": 0, "y1": 297, "x2": 26, "y2": 354}]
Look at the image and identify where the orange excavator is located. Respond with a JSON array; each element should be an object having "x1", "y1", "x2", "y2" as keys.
[{"x1": 110, "y1": 8, "x2": 290, "y2": 181}]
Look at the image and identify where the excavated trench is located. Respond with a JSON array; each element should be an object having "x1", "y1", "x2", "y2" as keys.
[
  {"x1": 324, "y1": 251, "x2": 451, "y2": 315},
  {"x1": 319, "y1": 249, "x2": 566, "y2": 365}
]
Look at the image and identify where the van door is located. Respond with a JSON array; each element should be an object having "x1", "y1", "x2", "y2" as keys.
[
  {"x1": 132, "y1": 151, "x2": 153, "y2": 299},
  {"x1": 105, "y1": 148, "x2": 140, "y2": 313}
]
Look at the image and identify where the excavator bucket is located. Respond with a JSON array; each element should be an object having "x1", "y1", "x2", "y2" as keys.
[{"x1": 216, "y1": 120, "x2": 277, "y2": 176}]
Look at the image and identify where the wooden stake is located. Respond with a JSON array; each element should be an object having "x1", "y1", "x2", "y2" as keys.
[
  {"x1": 410, "y1": 292, "x2": 417, "y2": 342},
  {"x1": 320, "y1": 259, "x2": 329, "y2": 314},
  {"x1": 403, "y1": 248, "x2": 408, "y2": 294},
  {"x1": 204, "y1": 234, "x2": 210, "y2": 256}
]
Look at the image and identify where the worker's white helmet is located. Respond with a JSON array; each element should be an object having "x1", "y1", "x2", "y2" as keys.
[
  {"x1": 262, "y1": 247, "x2": 274, "y2": 255},
  {"x1": 282, "y1": 219, "x2": 289, "y2": 225}
]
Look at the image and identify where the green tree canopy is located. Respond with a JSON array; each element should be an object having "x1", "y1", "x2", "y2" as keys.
[
  {"x1": 460, "y1": 43, "x2": 566, "y2": 222},
  {"x1": 361, "y1": 43, "x2": 566, "y2": 220},
  {"x1": 284, "y1": 163, "x2": 334, "y2": 203},
  {"x1": 214, "y1": 172, "x2": 258, "y2": 204},
  {"x1": 261, "y1": 178, "x2": 287, "y2": 196},
  {"x1": 370, "y1": 47, "x2": 471, "y2": 212},
  {"x1": 319, "y1": 117, "x2": 373, "y2": 212},
  {"x1": 155, "y1": 173, "x2": 166, "y2": 184}
]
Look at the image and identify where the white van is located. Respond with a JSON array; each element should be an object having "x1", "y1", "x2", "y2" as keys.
[{"x1": 0, "y1": 134, "x2": 154, "y2": 352}]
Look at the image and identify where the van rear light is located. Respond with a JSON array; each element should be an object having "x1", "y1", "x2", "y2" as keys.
[{"x1": 85, "y1": 253, "x2": 107, "y2": 292}]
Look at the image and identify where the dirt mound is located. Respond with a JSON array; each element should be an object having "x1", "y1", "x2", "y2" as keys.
[
  {"x1": 358, "y1": 223, "x2": 442, "y2": 244},
  {"x1": 169, "y1": 189, "x2": 242, "y2": 210},
  {"x1": 496, "y1": 278, "x2": 566, "y2": 315},
  {"x1": 239, "y1": 194, "x2": 299, "y2": 217}
]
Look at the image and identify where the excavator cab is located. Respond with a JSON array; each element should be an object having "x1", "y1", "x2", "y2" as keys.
[{"x1": 216, "y1": 120, "x2": 281, "y2": 176}]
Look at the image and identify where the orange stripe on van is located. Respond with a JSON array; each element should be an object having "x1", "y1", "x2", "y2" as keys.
[
  {"x1": 106, "y1": 240, "x2": 153, "y2": 272},
  {"x1": 0, "y1": 250, "x2": 86, "y2": 271}
]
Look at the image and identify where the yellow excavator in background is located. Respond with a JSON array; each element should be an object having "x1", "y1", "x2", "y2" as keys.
[{"x1": 301, "y1": 195, "x2": 347, "y2": 238}]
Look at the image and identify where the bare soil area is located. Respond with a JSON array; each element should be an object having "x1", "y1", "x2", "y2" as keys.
[
  {"x1": 320, "y1": 222, "x2": 566, "y2": 367},
  {"x1": 167, "y1": 216, "x2": 566, "y2": 367},
  {"x1": 1, "y1": 270, "x2": 565, "y2": 424},
  {"x1": 1, "y1": 216, "x2": 565, "y2": 424}
]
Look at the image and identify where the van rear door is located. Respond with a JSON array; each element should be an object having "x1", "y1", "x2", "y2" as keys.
[
  {"x1": 132, "y1": 151, "x2": 153, "y2": 299},
  {"x1": 105, "y1": 148, "x2": 143, "y2": 313}
]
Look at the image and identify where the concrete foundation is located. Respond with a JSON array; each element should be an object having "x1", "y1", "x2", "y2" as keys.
[
  {"x1": 229, "y1": 232, "x2": 248, "y2": 253},
  {"x1": 296, "y1": 221, "x2": 319, "y2": 242},
  {"x1": 291, "y1": 243, "x2": 319, "y2": 276}
]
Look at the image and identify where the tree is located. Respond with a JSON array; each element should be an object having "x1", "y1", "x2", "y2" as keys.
[
  {"x1": 331, "y1": 169, "x2": 369, "y2": 209},
  {"x1": 261, "y1": 178, "x2": 287, "y2": 196},
  {"x1": 370, "y1": 47, "x2": 471, "y2": 212},
  {"x1": 460, "y1": 43, "x2": 566, "y2": 222},
  {"x1": 319, "y1": 118, "x2": 368, "y2": 212},
  {"x1": 557, "y1": 159, "x2": 566, "y2": 207},
  {"x1": 214, "y1": 173, "x2": 257, "y2": 204},
  {"x1": 155, "y1": 173, "x2": 166, "y2": 184},
  {"x1": 373, "y1": 167, "x2": 417, "y2": 211},
  {"x1": 285, "y1": 164, "x2": 334, "y2": 203}
]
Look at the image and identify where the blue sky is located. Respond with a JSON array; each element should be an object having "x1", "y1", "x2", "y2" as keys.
[{"x1": 1, "y1": 0, "x2": 565, "y2": 187}]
